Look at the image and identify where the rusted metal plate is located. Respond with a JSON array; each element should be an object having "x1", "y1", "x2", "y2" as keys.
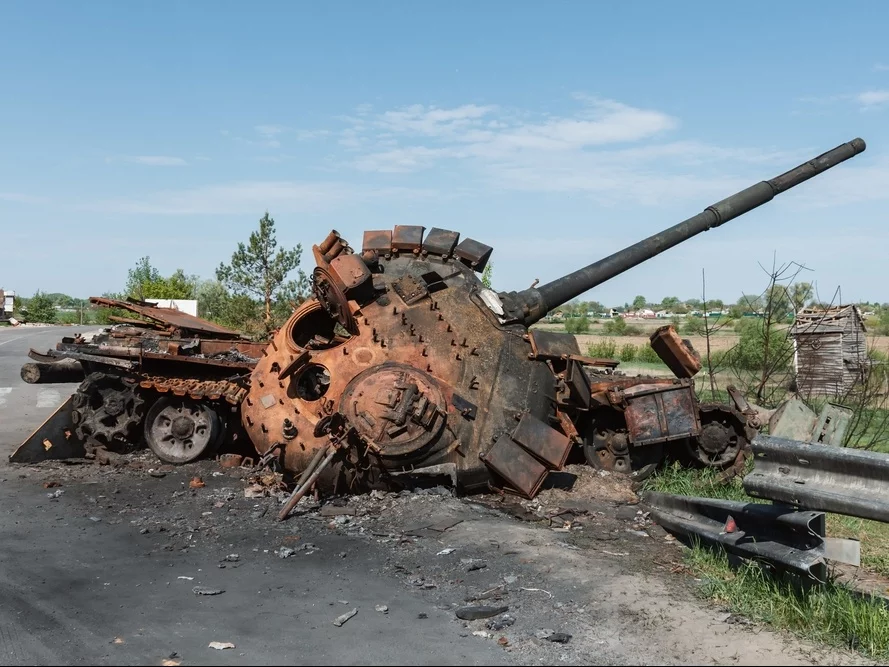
[
  {"x1": 392, "y1": 274, "x2": 429, "y2": 305},
  {"x1": 362, "y1": 230, "x2": 392, "y2": 254},
  {"x1": 423, "y1": 228, "x2": 460, "y2": 257},
  {"x1": 392, "y1": 225, "x2": 425, "y2": 252},
  {"x1": 511, "y1": 411, "x2": 572, "y2": 469},
  {"x1": 648, "y1": 325, "x2": 701, "y2": 378},
  {"x1": 565, "y1": 359, "x2": 591, "y2": 410},
  {"x1": 9, "y1": 395, "x2": 86, "y2": 463},
  {"x1": 454, "y1": 238, "x2": 493, "y2": 272},
  {"x1": 89, "y1": 297, "x2": 243, "y2": 339},
  {"x1": 481, "y1": 434, "x2": 549, "y2": 499},
  {"x1": 527, "y1": 329, "x2": 581, "y2": 360},
  {"x1": 622, "y1": 382, "x2": 701, "y2": 445},
  {"x1": 330, "y1": 254, "x2": 372, "y2": 292}
]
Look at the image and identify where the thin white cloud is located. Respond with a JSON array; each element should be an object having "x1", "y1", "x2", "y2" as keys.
[
  {"x1": 87, "y1": 181, "x2": 437, "y2": 216},
  {"x1": 108, "y1": 155, "x2": 188, "y2": 166},
  {"x1": 254, "y1": 124, "x2": 288, "y2": 137},
  {"x1": 873, "y1": 63, "x2": 889, "y2": 72},
  {"x1": 0, "y1": 192, "x2": 46, "y2": 204},
  {"x1": 856, "y1": 90, "x2": 889, "y2": 109},
  {"x1": 799, "y1": 90, "x2": 889, "y2": 111}
]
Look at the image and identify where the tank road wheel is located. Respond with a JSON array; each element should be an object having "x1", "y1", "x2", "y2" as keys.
[
  {"x1": 583, "y1": 424, "x2": 664, "y2": 481},
  {"x1": 72, "y1": 372, "x2": 146, "y2": 452},
  {"x1": 684, "y1": 404, "x2": 749, "y2": 470},
  {"x1": 144, "y1": 397, "x2": 223, "y2": 465}
]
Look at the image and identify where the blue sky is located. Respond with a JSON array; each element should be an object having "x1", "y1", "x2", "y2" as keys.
[{"x1": 2, "y1": 2, "x2": 888, "y2": 307}]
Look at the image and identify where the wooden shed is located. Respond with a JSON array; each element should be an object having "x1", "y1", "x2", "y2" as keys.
[{"x1": 790, "y1": 305, "x2": 868, "y2": 396}]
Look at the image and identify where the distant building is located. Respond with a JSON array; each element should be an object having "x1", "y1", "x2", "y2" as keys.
[
  {"x1": 790, "y1": 305, "x2": 868, "y2": 396},
  {"x1": 145, "y1": 298, "x2": 198, "y2": 317},
  {"x1": 0, "y1": 289, "x2": 14, "y2": 320}
]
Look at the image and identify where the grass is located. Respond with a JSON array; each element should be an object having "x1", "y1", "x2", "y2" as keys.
[
  {"x1": 684, "y1": 543, "x2": 889, "y2": 660},
  {"x1": 645, "y1": 463, "x2": 889, "y2": 659}
]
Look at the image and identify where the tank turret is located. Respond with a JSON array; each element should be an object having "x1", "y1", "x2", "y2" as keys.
[{"x1": 240, "y1": 138, "x2": 866, "y2": 507}]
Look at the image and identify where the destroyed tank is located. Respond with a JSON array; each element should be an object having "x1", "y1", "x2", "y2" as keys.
[{"x1": 240, "y1": 138, "x2": 867, "y2": 503}]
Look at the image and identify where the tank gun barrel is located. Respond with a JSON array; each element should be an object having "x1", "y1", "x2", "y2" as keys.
[{"x1": 497, "y1": 138, "x2": 866, "y2": 326}]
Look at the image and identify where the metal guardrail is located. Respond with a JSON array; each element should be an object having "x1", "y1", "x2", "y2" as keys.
[
  {"x1": 743, "y1": 434, "x2": 889, "y2": 524},
  {"x1": 643, "y1": 491, "x2": 828, "y2": 580}
]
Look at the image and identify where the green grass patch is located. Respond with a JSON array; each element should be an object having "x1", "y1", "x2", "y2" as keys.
[
  {"x1": 648, "y1": 464, "x2": 889, "y2": 659},
  {"x1": 684, "y1": 543, "x2": 889, "y2": 660}
]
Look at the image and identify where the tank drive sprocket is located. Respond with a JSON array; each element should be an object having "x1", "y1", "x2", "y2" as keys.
[
  {"x1": 684, "y1": 403, "x2": 751, "y2": 470},
  {"x1": 583, "y1": 415, "x2": 664, "y2": 481},
  {"x1": 71, "y1": 371, "x2": 146, "y2": 451}
]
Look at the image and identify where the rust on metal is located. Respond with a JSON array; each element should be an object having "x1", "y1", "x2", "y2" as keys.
[
  {"x1": 621, "y1": 381, "x2": 701, "y2": 445},
  {"x1": 454, "y1": 237, "x2": 493, "y2": 272},
  {"x1": 422, "y1": 228, "x2": 460, "y2": 258},
  {"x1": 648, "y1": 325, "x2": 702, "y2": 378},
  {"x1": 362, "y1": 230, "x2": 392, "y2": 255},
  {"x1": 511, "y1": 411, "x2": 572, "y2": 469},
  {"x1": 89, "y1": 297, "x2": 244, "y2": 339},
  {"x1": 137, "y1": 375, "x2": 247, "y2": 404},
  {"x1": 481, "y1": 434, "x2": 549, "y2": 499},
  {"x1": 526, "y1": 329, "x2": 581, "y2": 360},
  {"x1": 392, "y1": 225, "x2": 425, "y2": 252}
]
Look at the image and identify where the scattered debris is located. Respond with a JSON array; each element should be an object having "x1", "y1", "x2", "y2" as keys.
[
  {"x1": 177, "y1": 576, "x2": 194, "y2": 581},
  {"x1": 520, "y1": 587, "x2": 553, "y2": 598},
  {"x1": 208, "y1": 641, "x2": 235, "y2": 650},
  {"x1": 192, "y1": 586, "x2": 224, "y2": 596},
  {"x1": 546, "y1": 632, "x2": 572, "y2": 644},
  {"x1": 333, "y1": 608, "x2": 358, "y2": 627},
  {"x1": 436, "y1": 548, "x2": 456, "y2": 556},
  {"x1": 486, "y1": 614, "x2": 516, "y2": 631},
  {"x1": 161, "y1": 659, "x2": 181, "y2": 666},
  {"x1": 189, "y1": 476, "x2": 205, "y2": 489},
  {"x1": 417, "y1": 612, "x2": 428, "y2": 619},
  {"x1": 222, "y1": 554, "x2": 240, "y2": 562},
  {"x1": 455, "y1": 605, "x2": 509, "y2": 621},
  {"x1": 467, "y1": 562, "x2": 487, "y2": 572},
  {"x1": 498, "y1": 636, "x2": 509, "y2": 646},
  {"x1": 46, "y1": 489, "x2": 64, "y2": 499},
  {"x1": 375, "y1": 605, "x2": 389, "y2": 614},
  {"x1": 42, "y1": 481, "x2": 61, "y2": 488},
  {"x1": 320, "y1": 505, "x2": 358, "y2": 517},
  {"x1": 148, "y1": 470, "x2": 166, "y2": 478},
  {"x1": 112, "y1": 637, "x2": 125, "y2": 645}
]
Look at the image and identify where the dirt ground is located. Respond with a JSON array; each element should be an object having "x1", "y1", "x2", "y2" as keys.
[{"x1": 1, "y1": 452, "x2": 872, "y2": 666}]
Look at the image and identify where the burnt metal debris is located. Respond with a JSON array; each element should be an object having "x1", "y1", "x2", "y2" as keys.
[
  {"x1": 11, "y1": 137, "x2": 877, "y2": 518},
  {"x1": 12, "y1": 297, "x2": 266, "y2": 465}
]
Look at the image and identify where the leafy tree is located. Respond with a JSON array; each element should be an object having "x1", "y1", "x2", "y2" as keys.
[
  {"x1": 660, "y1": 296, "x2": 680, "y2": 311},
  {"x1": 125, "y1": 257, "x2": 197, "y2": 301},
  {"x1": 632, "y1": 295, "x2": 647, "y2": 310},
  {"x1": 481, "y1": 263, "x2": 494, "y2": 289},
  {"x1": 789, "y1": 281, "x2": 813, "y2": 312},
  {"x1": 216, "y1": 212, "x2": 307, "y2": 329},
  {"x1": 26, "y1": 290, "x2": 56, "y2": 323}
]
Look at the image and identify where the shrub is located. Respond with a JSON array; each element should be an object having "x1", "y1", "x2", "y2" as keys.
[
  {"x1": 683, "y1": 315, "x2": 707, "y2": 335},
  {"x1": 588, "y1": 340, "x2": 617, "y2": 358},
  {"x1": 565, "y1": 315, "x2": 590, "y2": 334},
  {"x1": 619, "y1": 343, "x2": 638, "y2": 362},
  {"x1": 603, "y1": 317, "x2": 627, "y2": 335},
  {"x1": 637, "y1": 345, "x2": 662, "y2": 364}
]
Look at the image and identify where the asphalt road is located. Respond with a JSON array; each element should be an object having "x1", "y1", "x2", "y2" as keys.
[{"x1": 0, "y1": 325, "x2": 514, "y2": 666}]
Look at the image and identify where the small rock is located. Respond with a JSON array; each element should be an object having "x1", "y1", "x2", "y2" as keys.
[
  {"x1": 46, "y1": 489, "x2": 64, "y2": 499},
  {"x1": 615, "y1": 505, "x2": 639, "y2": 520},
  {"x1": 503, "y1": 575, "x2": 518, "y2": 585},
  {"x1": 472, "y1": 630, "x2": 491, "y2": 638},
  {"x1": 222, "y1": 554, "x2": 240, "y2": 562},
  {"x1": 436, "y1": 548, "x2": 456, "y2": 556},
  {"x1": 375, "y1": 605, "x2": 389, "y2": 614},
  {"x1": 467, "y1": 562, "x2": 487, "y2": 572},
  {"x1": 486, "y1": 614, "x2": 516, "y2": 631},
  {"x1": 417, "y1": 612, "x2": 428, "y2": 619},
  {"x1": 535, "y1": 629, "x2": 556, "y2": 640},
  {"x1": 89, "y1": 516, "x2": 102, "y2": 522},
  {"x1": 546, "y1": 632, "x2": 572, "y2": 644},
  {"x1": 455, "y1": 605, "x2": 509, "y2": 621},
  {"x1": 208, "y1": 641, "x2": 235, "y2": 650},
  {"x1": 189, "y1": 476, "x2": 205, "y2": 489},
  {"x1": 337, "y1": 551, "x2": 347, "y2": 559},
  {"x1": 192, "y1": 587, "x2": 224, "y2": 596},
  {"x1": 333, "y1": 608, "x2": 358, "y2": 627},
  {"x1": 149, "y1": 470, "x2": 166, "y2": 478},
  {"x1": 139, "y1": 527, "x2": 149, "y2": 534}
]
